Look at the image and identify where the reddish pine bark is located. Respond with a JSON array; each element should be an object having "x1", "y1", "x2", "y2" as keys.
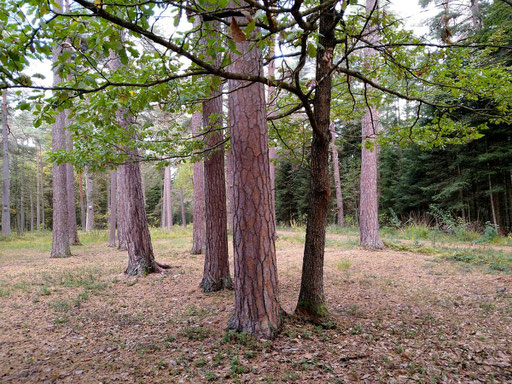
[
  {"x1": 191, "y1": 111, "x2": 205, "y2": 254},
  {"x1": 226, "y1": 13, "x2": 281, "y2": 338},
  {"x1": 108, "y1": 34, "x2": 166, "y2": 275},
  {"x1": 200, "y1": 61, "x2": 232, "y2": 292},
  {"x1": 295, "y1": 6, "x2": 337, "y2": 322},
  {"x1": 359, "y1": 0, "x2": 384, "y2": 249}
]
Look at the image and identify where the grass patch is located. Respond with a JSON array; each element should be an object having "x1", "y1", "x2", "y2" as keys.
[{"x1": 336, "y1": 257, "x2": 351, "y2": 271}]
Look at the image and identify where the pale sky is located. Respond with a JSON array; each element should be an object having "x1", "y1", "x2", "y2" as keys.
[{"x1": 26, "y1": 0, "x2": 436, "y2": 88}]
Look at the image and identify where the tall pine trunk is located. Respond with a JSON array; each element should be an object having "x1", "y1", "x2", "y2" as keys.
[
  {"x1": 359, "y1": 0, "x2": 384, "y2": 249},
  {"x1": 85, "y1": 167, "x2": 95, "y2": 232},
  {"x1": 191, "y1": 111, "x2": 206, "y2": 254},
  {"x1": 20, "y1": 159, "x2": 24, "y2": 234},
  {"x1": 108, "y1": 32, "x2": 166, "y2": 275},
  {"x1": 200, "y1": 42, "x2": 232, "y2": 291},
  {"x1": 30, "y1": 183, "x2": 34, "y2": 232},
  {"x1": 226, "y1": 11, "x2": 280, "y2": 338},
  {"x1": 330, "y1": 124, "x2": 344, "y2": 227},
  {"x1": 268, "y1": 39, "x2": 277, "y2": 232},
  {"x1": 50, "y1": 0, "x2": 71, "y2": 257},
  {"x1": 295, "y1": 6, "x2": 337, "y2": 322},
  {"x1": 39, "y1": 141, "x2": 45, "y2": 230},
  {"x1": 1, "y1": 90, "x2": 10, "y2": 237},
  {"x1": 116, "y1": 168, "x2": 127, "y2": 250},
  {"x1": 108, "y1": 169, "x2": 117, "y2": 247}
]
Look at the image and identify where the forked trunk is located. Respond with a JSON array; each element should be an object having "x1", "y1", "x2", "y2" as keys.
[
  {"x1": 295, "y1": 6, "x2": 337, "y2": 322},
  {"x1": 200, "y1": 43, "x2": 232, "y2": 292},
  {"x1": 226, "y1": 11, "x2": 280, "y2": 338},
  {"x1": 190, "y1": 111, "x2": 205, "y2": 254}
]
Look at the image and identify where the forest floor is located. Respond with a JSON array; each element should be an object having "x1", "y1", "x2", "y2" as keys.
[{"x1": 0, "y1": 228, "x2": 511, "y2": 383}]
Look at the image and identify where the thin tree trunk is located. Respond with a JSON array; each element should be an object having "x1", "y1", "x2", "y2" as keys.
[
  {"x1": 191, "y1": 111, "x2": 206, "y2": 254},
  {"x1": 359, "y1": 0, "x2": 384, "y2": 249},
  {"x1": 36, "y1": 144, "x2": 41, "y2": 231},
  {"x1": 78, "y1": 172, "x2": 86, "y2": 231},
  {"x1": 140, "y1": 165, "x2": 146, "y2": 206},
  {"x1": 65, "y1": 124, "x2": 80, "y2": 244},
  {"x1": 108, "y1": 169, "x2": 117, "y2": 247},
  {"x1": 30, "y1": 183, "x2": 34, "y2": 232},
  {"x1": 295, "y1": 5, "x2": 337, "y2": 322},
  {"x1": 117, "y1": 167, "x2": 127, "y2": 250},
  {"x1": 39, "y1": 141, "x2": 45, "y2": 230},
  {"x1": 226, "y1": 11, "x2": 280, "y2": 338},
  {"x1": 85, "y1": 166, "x2": 94, "y2": 232},
  {"x1": 179, "y1": 189, "x2": 187, "y2": 227},
  {"x1": 20, "y1": 158, "x2": 24, "y2": 234},
  {"x1": 163, "y1": 165, "x2": 173, "y2": 229},
  {"x1": 200, "y1": 33, "x2": 232, "y2": 292},
  {"x1": 106, "y1": 173, "x2": 111, "y2": 214},
  {"x1": 161, "y1": 174, "x2": 166, "y2": 228},
  {"x1": 330, "y1": 123, "x2": 344, "y2": 227},
  {"x1": 1, "y1": 90, "x2": 10, "y2": 237},
  {"x1": 268, "y1": 39, "x2": 277, "y2": 231},
  {"x1": 488, "y1": 173, "x2": 498, "y2": 228},
  {"x1": 226, "y1": 149, "x2": 235, "y2": 231}
]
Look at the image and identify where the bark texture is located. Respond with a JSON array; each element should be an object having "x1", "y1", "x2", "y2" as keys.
[
  {"x1": 116, "y1": 167, "x2": 128, "y2": 250},
  {"x1": 50, "y1": 7, "x2": 71, "y2": 257},
  {"x1": 200, "y1": 47, "x2": 232, "y2": 292},
  {"x1": 2, "y1": 90, "x2": 10, "y2": 237},
  {"x1": 359, "y1": 0, "x2": 384, "y2": 249},
  {"x1": 191, "y1": 111, "x2": 206, "y2": 254},
  {"x1": 226, "y1": 12, "x2": 281, "y2": 338},
  {"x1": 267, "y1": 40, "x2": 277, "y2": 231},
  {"x1": 330, "y1": 124, "x2": 344, "y2": 227},
  {"x1": 36, "y1": 144, "x2": 41, "y2": 231},
  {"x1": 85, "y1": 167, "x2": 95, "y2": 232},
  {"x1": 65, "y1": 123, "x2": 80, "y2": 244},
  {"x1": 108, "y1": 33, "x2": 165, "y2": 275},
  {"x1": 295, "y1": 6, "x2": 337, "y2": 321},
  {"x1": 108, "y1": 169, "x2": 117, "y2": 247},
  {"x1": 162, "y1": 165, "x2": 173, "y2": 229}
]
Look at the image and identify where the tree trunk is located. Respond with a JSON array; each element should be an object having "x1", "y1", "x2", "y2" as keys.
[
  {"x1": 179, "y1": 189, "x2": 187, "y2": 227},
  {"x1": 20, "y1": 159, "x2": 24, "y2": 234},
  {"x1": 330, "y1": 123, "x2": 344, "y2": 227},
  {"x1": 359, "y1": 0, "x2": 384, "y2": 250},
  {"x1": 30, "y1": 183, "x2": 34, "y2": 232},
  {"x1": 50, "y1": 0, "x2": 71, "y2": 257},
  {"x1": 116, "y1": 167, "x2": 127, "y2": 250},
  {"x1": 108, "y1": 169, "x2": 117, "y2": 247},
  {"x1": 1, "y1": 90, "x2": 10, "y2": 237},
  {"x1": 191, "y1": 111, "x2": 206, "y2": 254},
  {"x1": 39, "y1": 141, "x2": 45, "y2": 231},
  {"x1": 36, "y1": 144, "x2": 41, "y2": 231},
  {"x1": 85, "y1": 167, "x2": 95, "y2": 232},
  {"x1": 295, "y1": 6, "x2": 337, "y2": 322},
  {"x1": 108, "y1": 32, "x2": 166, "y2": 275},
  {"x1": 200, "y1": 41, "x2": 232, "y2": 292},
  {"x1": 65, "y1": 126, "x2": 80, "y2": 244},
  {"x1": 78, "y1": 172, "x2": 86, "y2": 231},
  {"x1": 488, "y1": 172, "x2": 498, "y2": 228},
  {"x1": 162, "y1": 165, "x2": 173, "y2": 229},
  {"x1": 268, "y1": 39, "x2": 277, "y2": 231},
  {"x1": 226, "y1": 11, "x2": 280, "y2": 338},
  {"x1": 226, "y1": 149, "x2": 235, "y2": 231}
]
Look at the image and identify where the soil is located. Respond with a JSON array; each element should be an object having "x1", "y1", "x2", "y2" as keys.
[{"x1": 0, "y1": 231, "x2": 511, "y2": 383}]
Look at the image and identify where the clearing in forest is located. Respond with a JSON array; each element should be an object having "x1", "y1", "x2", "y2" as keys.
[{"x1": 0, "y1": 228, "x2": 511, "y2": 383}]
